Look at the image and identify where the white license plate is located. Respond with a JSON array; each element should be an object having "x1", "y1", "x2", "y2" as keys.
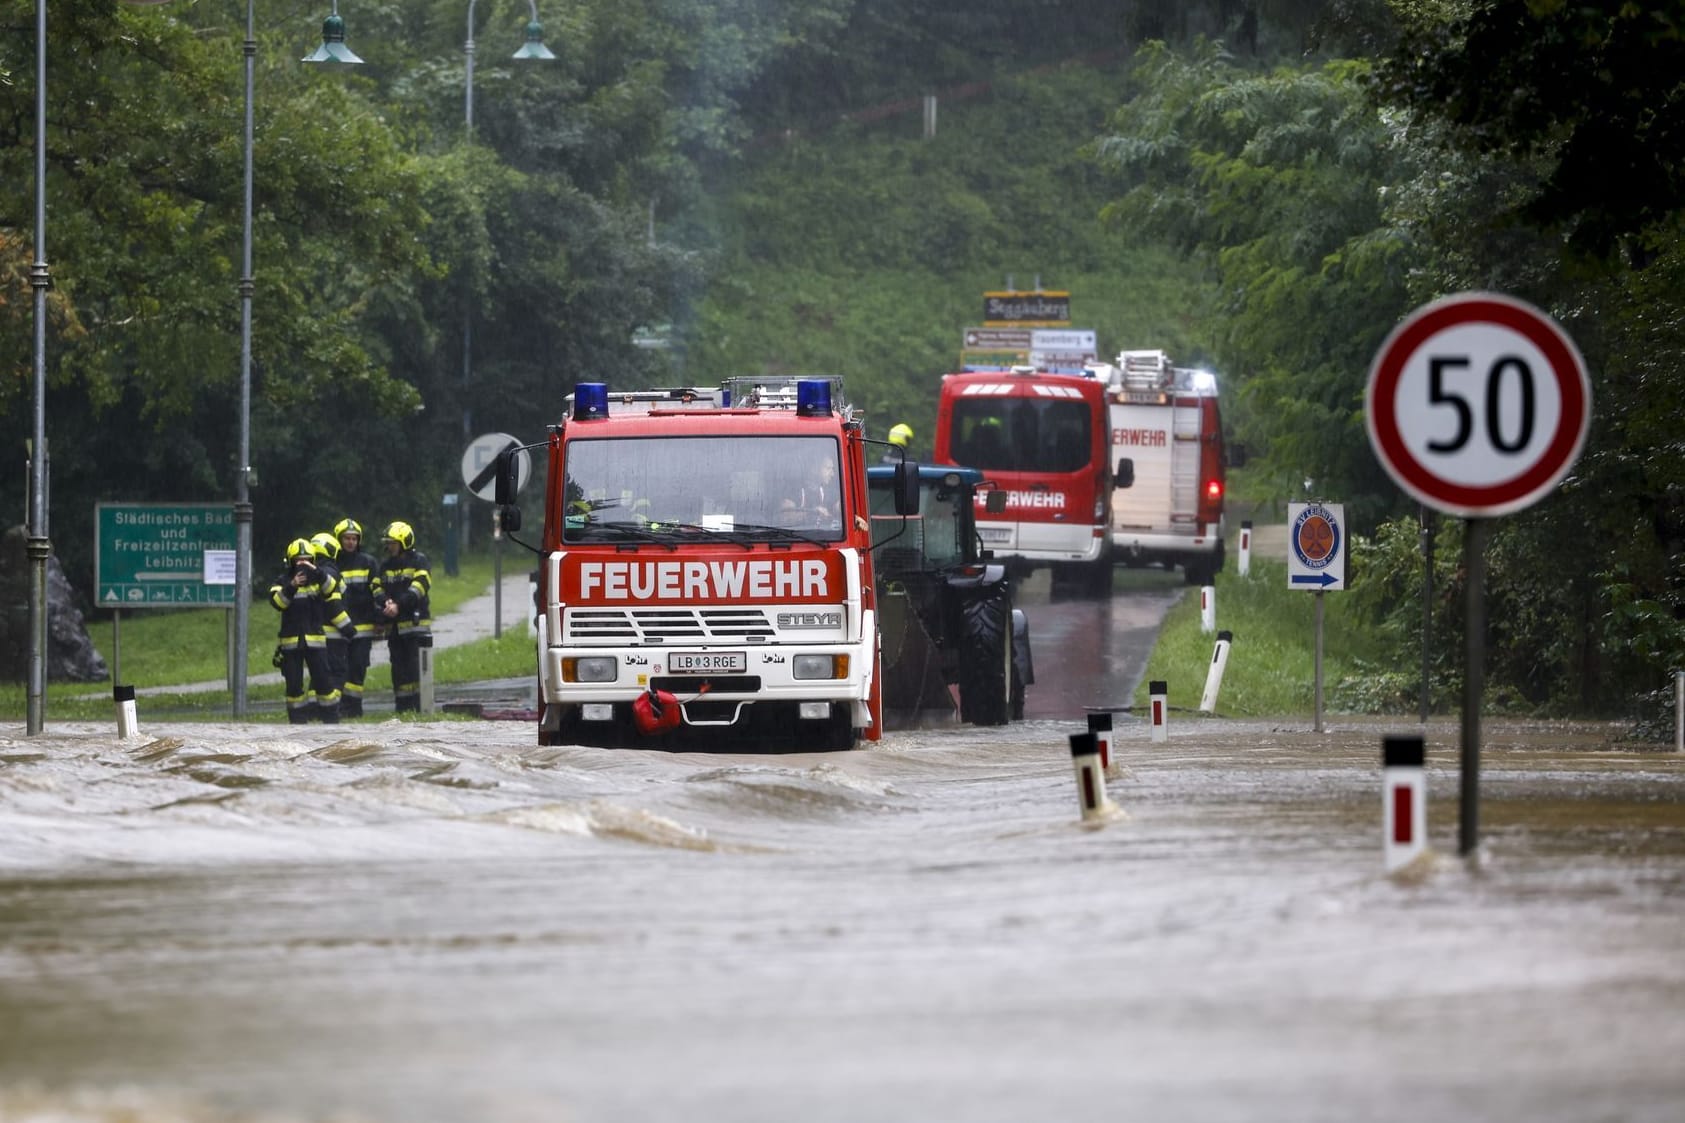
[
  {"x1": 978, "y1": 527, "x2": 1012, "y2": 543},
  {"x1": 669, "y1": 651, "x2": 746, "y2": 674}
]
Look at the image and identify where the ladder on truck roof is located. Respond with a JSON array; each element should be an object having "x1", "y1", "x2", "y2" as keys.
[
  {"x1": 562, "y1": 385, "x2": 724, "y2": 414},
  {"x1": 721, "y1": 375, "x2": 848, "y2": 411},
  {"x1": 1116, "y1": 349, "x2": 1174, "y2": 391}
]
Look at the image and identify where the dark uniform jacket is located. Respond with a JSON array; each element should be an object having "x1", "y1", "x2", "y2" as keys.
[
  {"x1": 269, "y1": 560, "x2": 346, "y2": 647},
  {"x1": 336, "y1": 546, "x2": 381, "y2": 634},
  {"x1": 373, "y1": 549, "x2": 433, "y2": 636}
]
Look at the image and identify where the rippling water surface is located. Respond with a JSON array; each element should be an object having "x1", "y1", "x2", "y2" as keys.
[{"x1": 1, "y1": 714, "x2": 1681, "y2": 1123}]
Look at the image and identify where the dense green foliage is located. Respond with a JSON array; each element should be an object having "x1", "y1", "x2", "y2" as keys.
[{"x1": 2, "y1": 1, "x2": 1680, "y2": 722}]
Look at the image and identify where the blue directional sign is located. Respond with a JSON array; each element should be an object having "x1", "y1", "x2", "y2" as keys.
[{"x1": 1286, "y1": 502, "x2": 1346, "y2": 592}]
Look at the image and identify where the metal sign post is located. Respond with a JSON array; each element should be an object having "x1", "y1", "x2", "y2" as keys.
[
  {"x1": 1287, "y1": 501, "x2": 1346, "y2": 734},
  {"x1": 1366, "y1": 292, "x2": 1591, "y2": 857}
]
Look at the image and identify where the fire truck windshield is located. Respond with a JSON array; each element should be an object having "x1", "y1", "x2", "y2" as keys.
[
  {"x1": 562, "y1": 435, "x2": 845, "y2": 542},
  {"x1": 949, "y1": 398, "x2": 1091, "y2": 473}
]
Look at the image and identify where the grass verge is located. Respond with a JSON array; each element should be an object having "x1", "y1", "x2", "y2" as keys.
[{"x1": 1132, "y1": 555, "x2": 1382, "y2": 719}]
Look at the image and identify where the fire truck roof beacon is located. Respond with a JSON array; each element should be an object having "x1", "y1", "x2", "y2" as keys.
[
  {"x1": 720, "y1": 385, "x2": 732, "y2": 408},
  {"x1": 574, "y1": 382, "x2": 609, "y2": 421},
  {"x1": 796, "y1": 379, "x2": 831, "y2": 417}
]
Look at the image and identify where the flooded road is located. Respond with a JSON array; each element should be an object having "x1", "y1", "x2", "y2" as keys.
[{"x1": 2, "y1": 711, "x2": 1681, "y2": 1123}]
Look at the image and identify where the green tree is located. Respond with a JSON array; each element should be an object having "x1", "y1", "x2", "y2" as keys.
[
  {"x1": 1090, "y1": 40, "x2": 1415, "y2": 523},
  {"x1": 0, "y1": 1, "x2": 438, "y2": 587}
]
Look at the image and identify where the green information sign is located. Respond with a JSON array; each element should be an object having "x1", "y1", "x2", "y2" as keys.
[{"x1": 95, "y1": 502, "x2": 238, "y2": 607}]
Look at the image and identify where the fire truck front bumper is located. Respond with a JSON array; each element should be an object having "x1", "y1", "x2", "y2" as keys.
[{"x1": 542, "y1": 644, "x2": 873, "y2": 730}]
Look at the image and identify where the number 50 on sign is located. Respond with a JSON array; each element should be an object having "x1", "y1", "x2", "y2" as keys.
[{"x1": 1365, "y1": 292, "x2": 1591, "y2": 518}]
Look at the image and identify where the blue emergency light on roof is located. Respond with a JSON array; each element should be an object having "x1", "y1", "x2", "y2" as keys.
[
  {"x1": 720, "y1": 385, "x2": 732, "y2": 408},
  {"x1": 795, "y1": 378, "x2": 831, "y2": 417},
  {"x1": 574, "y1": 382, "x2": 609, "y2": 420}
]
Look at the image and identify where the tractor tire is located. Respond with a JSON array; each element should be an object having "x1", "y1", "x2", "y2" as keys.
[{"x1": 957, "y1": 589, "x2": 1011, "y2": 726}]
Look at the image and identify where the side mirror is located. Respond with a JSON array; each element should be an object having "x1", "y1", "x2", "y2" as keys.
[
  {"x1": 893, "y1": 460, "x2": 921, "y2": 516},
  {"x1": 493, "y1": 450, "x2": 523, "y2": 531},
  {"x1": 1227, "y1": 442, "x2": 1248, "y2": 469},
  {"x1": 1114, "y1": 458, "x2": 1135, "y2": 489},
  {"x1": 983, "y1": 488, "x2": 1008, "y2": 515},
  {"x1": 494, "y1": 450, "x2": 521, "y2": 505}
]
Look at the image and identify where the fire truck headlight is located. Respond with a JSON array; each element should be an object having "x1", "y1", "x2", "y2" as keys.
[
  {"x1": 563, "y1": 656, "x2": 617, "y2": 683},
  {"x1": 793, "y1": 654, "x2": 848, "y2": 680}
]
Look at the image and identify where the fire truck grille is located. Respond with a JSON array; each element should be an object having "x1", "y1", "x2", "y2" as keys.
[{"x1": 564, "y1": 607, "x2": 777, "y2": 644}]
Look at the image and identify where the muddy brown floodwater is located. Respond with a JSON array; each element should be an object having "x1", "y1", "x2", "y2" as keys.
[{"x1": 0, "y1": 711, "x2": 1681, "y2": 1123}]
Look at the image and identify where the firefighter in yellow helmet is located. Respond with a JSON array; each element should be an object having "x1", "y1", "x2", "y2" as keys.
[
  {"x1": 370, "y1": 520, "x2": 433, "y2": 714},
  {"x1": 269, "y1": 537, "x2": 341, "y2": 723},
  {"x1": 881, "y1": 422, "x2": 915, "y2": 464},
  {"x1": 331, "y1": 517, "x2": 380, "y2": 718},
  {"x1": 309, "y1": 531, "x2": 357, "y2": 705}
]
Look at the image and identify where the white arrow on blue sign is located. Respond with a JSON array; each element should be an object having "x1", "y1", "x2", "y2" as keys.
[{"x1": 1286, "y1": 502, "x2": 1346, "y2": 592}]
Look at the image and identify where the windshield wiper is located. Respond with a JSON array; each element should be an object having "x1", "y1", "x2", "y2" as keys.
[
  {"x1": 724, "y1": 522, "x2": 830, "y2": 545},
  {"x1": 576, "y1": 520, "x2": 677, "y2": 548}
]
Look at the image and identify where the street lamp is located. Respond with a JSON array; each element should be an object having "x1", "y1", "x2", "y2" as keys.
[
  {"x1": 26, "y1": 0, "x2": 50, "y2": 734},
  {"x1": 465, "y1": 0, "x2": 555, "y2": 133},
  {"x1": 228, "y1": 5, "x2": 362, "y2": 716},
  {"x1": 301, "y1": 1, "x2": 365, "y2": 67},
  {"x1": 459, "y1": 0, "x2": 553, "y2": 561}
]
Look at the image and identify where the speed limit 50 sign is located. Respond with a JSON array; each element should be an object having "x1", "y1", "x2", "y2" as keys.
[{"x1": 1365, "y1": 292, "x2": 1591, "y2": 518}]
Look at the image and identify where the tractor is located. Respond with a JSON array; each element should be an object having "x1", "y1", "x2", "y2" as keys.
[{"x1": 868, "y1": 464, "x2": 1033, "y2": 725}]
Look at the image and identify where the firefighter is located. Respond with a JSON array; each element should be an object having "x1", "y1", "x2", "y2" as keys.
[
  {"x1": 780, "y1": 451, "x2": 838, "y2": 527},
  {"x1": 372, "y1": 520, "x2": 433, "y2": 714},
  {"x1": 309, "y1": 532, "x2": 357, "y2": 702},
  {"x1": 881, "y1": 422, "x2": 914, "y2": 463},
  {"x1": 332, "y1": 517, "x2": 380, "y2": 718},
  {"x1": 269, "y1": 537, "x2": 341, "y2": 724}
]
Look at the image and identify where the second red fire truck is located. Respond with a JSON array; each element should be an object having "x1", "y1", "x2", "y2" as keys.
[{"x1": 933, "y1": 350, "x2": 1232, "y2": 590}]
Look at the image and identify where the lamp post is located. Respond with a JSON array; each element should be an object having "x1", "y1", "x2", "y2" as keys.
[
  {"x1": 26, "y1": 0, "x2": 50, "y2": 734},
  {"x1": 459, "y1": 1, "x2": 552, "y2": 563},
  {"x1": 228, "y1": 6, "x2": 361, "y2": 716}
]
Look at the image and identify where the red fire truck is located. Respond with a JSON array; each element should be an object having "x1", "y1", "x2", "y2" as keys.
[
  {"x1": 493, "y1": 378, "x2": 914, "y2": 749},
  {"x1": 932, "y1": 366, "x2": 1114, "y2": 593},
  {"x1": 1099, "y1": 350, "x2": 1230, "y2": 585}
]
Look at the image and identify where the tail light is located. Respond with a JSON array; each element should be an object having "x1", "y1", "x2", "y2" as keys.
[{"x1": 1197, "y1": 475, "x2": 1224, "y2": 525}]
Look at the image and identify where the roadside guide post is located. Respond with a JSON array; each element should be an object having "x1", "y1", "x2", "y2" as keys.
[
  {"x1": 1365, "y1": 292, "x2": 1591, "y2": 857},
  {"x1": 1287, "y1": 501, "x2": 1347, "y2": 733},
  {"x1": 1199, "y1": 630, "x2": 1233, "y2": 713},
  {"x1": 1237, "y1": 519, "x2": 1252, "y2": 577},
  {"x1": 1383, "y1": 734, "x2": 1428, "y2": 873},
  {"x1": 1068, "y1": 731, "x2": 1110, "y2": 823},
  {"x1": 1675, "y1": 670, "x2": 1682, "y2": 753},
  {"x1": 1087, "y1": 711, "x2": 1114, "y2": 775},
  {"x1": 1149, "y1": 680, "x2": 1169, "y2": 743}
]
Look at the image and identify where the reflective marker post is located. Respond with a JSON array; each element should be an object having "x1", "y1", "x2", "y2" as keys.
[
  {"x1": 1149, "y1": 679, "x2": 1169, "y2": 743},
  {"x1": 114, "y1": 684, "x2": 139, "y2": 741},
  {"x1": 1237, "y1": 519, "x2": 1252, "y2": 578},
  {"x1": 1199, "y1": 631, "x2": 1232, "y2": 714},
  {"x1": 1383, "y1": 734, "x2": 1427, "y2": 873},
  {"x1": 1069, "y1": 732, "x2": 1108, "y2": 822},
  {"x1": 1087, "y1": 711, "x2": 1113, "y2": 775}
]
